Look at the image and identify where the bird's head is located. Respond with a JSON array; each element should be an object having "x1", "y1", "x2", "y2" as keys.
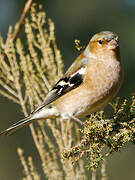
[{"x1": 84, "y1": 31, "x2": 120, "y2": 59}]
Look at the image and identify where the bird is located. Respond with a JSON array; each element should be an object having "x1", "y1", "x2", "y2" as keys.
[{"x1": 0, "y1": 31, "x2": 123, "y2": 136}]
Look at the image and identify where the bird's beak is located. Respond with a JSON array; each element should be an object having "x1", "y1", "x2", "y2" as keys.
[{"x1": 108, "y1": 39, "x2": 119, "y2": 50}]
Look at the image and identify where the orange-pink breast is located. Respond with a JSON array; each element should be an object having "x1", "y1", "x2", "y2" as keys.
[{"x1": 53, "y1": 58, "x2": 122, "y2": 118}]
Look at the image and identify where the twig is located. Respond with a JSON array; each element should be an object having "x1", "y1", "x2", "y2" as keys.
[
  {"x1": 101, "y1": 159, "x2": 107, "y2": 180},
  {"x1": 1, "y1": 0, "x2": 33, "y2": 62},
  {"x1": 0, "y1": 79, "x2": 18, "y2": 98},
  {"x1": 17, "y1": 148, "x2": 33, "y2": 180},
  {"x1": 0, "y1": 89, "x2": 19, "y2": 104},
  {"x1": 92, "y1": 169, "x2": 97, "y2": 180},
  {"x1": 12, "y1": 0, "x2": 33, "y2": 41}
]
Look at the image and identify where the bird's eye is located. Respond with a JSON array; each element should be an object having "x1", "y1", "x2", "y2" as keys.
[{"x1": 98, "y1": 40, "x2": 104, "y2": 45}]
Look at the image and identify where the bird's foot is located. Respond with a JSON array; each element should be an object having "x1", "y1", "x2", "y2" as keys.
[{"x1": 95, "y1": 119, "x2": 110, "y2": 124}]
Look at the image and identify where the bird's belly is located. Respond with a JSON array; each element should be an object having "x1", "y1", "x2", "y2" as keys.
[{"x1": 54, "y1": 79, "x2": 121, "y2": 119}]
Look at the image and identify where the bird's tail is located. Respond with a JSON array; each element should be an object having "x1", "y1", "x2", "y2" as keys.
[
  {"x1": 0, "y1": 117, "x2": 34, "y2": 136},
  {"x1": 0, "y1": 106, "x2": 60, "y2": 136}
]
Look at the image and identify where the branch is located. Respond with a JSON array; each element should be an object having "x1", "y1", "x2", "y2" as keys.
[{"x1": 12, "y1": 0, "x2": 33, "y2": 41}]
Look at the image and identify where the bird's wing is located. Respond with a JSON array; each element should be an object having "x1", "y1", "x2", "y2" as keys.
[{"x1": 32, "y1": 54, "x2": 88, "y2": 114}]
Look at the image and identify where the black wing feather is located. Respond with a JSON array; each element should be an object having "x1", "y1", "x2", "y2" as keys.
[{"x1": 32, "y1": 70, "x2": 84, "y2": 114}]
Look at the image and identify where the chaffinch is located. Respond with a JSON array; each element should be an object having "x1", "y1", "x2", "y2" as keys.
[{"x1": 0, "y1": 31, "x2": 123, "y2": 136}]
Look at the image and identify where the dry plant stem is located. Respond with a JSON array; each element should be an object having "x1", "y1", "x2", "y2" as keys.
[
  {"x1": 18, "y1": 91, "x2": 40, "y2": 154},
  {"x1": 101, "y1": 159, "x2": 107, "y2": 180},
  {"x1": 37, "y1": 129, "x2": 50, "y2": 177},
  {"x1": 17, "y1": 148, "x2": 33, "y2": 180},
  {"x1": 38, "y1": 125, "x2": 64, "y2": 179},
  {"x1": 92, "y1": 170, "x2": 97, "y2": 180},
  {"x1": 37, "y1": 18, "x2": 57, "y2": 84},
  {"x1": 77, "y1": 160, "x2": 87, "y2": 180},
  {"x1": 0, "y1": 89, "x2": 19, "y2": 104},
  {"x1": 0, "y1": 4, "x2": 88, "y2": 179},
  {"x1": 12, "y1": 0, "x2": 33, "y2": 41},
  {"x1": 29, "y1": 124, "x2": 41, "y2": 153},
  {"x1": 0, "y1": 79, "x2": 18, "y2": 98},
  {"x1": 47, "y1": 119, "x2": 65, "y2": 152},
  {"x1": 52, "y1": 39, "x2": 63, "y2": 78},
  {"x1": 15, "y1": 79, "x2": 42, "y2": 164},
  {"x1": 14, "y1": 75, "x2": 27, "y2": 116},
  {"x1": 0, "y1": 54, "x2": 13, "y2": 78},
  {"x1": 42, "y1": 75, "x2": 52, "y2": 90},
  {"x1": 28, "y1": 156, "x2": 41, "y2": 180},
  {"x1": 16, "y1": 37, "x2": 45, "y2": 161},
  {"x1": 25, "y1": 19, "x2": 49, "y2": 94},
  {"x1": 0, "y1": 0, "x2": 33, "y2": 81}
]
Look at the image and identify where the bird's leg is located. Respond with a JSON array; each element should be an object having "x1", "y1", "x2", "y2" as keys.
[{"x1": 71, "y1": 115, "x2": 85, "y2": 127}]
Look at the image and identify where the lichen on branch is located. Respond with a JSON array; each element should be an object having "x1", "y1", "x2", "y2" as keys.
[{"x1": 62, "y1": 94, "x2": 135, "y2": 170}]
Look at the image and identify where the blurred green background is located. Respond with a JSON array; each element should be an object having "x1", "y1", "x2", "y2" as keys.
[{"x1": 0, "y1": 0, "x2": 135, "y2": 179}]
